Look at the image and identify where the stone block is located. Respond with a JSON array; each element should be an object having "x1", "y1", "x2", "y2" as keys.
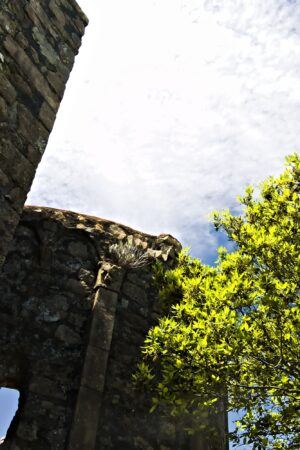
[
  {"x1": 27, "y1": 141, "x2": 44, "y2": 165},
  {"x1": 0, "y1": 239, "x2": 12, "y2": 259},
  {"x1": 0, "y1": 166, "x2": 10, "y2": 189},
  {"x1": 121, "y1": 309, "x2": 150, "y2": 332},
  {"x1": 95, "y1": 287, "x2": 118, "y2": 313},
  {"x1": 47, "y1": 69, "x2": 66, "y2": 98},
  {"x1": 122, "y1": 281, "x2": 148, "y2": 304},
  {"x1": 15, "y1": 31, "x2": 29, "y2": 50},
  {"x1": 18, "y1": 103, "x2": 48, "y2": 144},
  {"x1": 4, "y1": 186, "x2": 26, "y2": 212},
  {"x1": 0, "y1": 198, "x2": 20, "y2": 225},
  {"x1": 3, "y1": 35, "x2": 60, "y2": 111},
  {"x1": 25, "y1": 1, "x2": 60, "y2": 42},
  {"x1": 49, "y1": 0, "x2": 66, "y2": 26},
  {"x1": 38, "y1": 101, "x2": 56, "y2": 131},
  {"x1": 67, "y1": 386, "x2": 101, "y2": 450},
  {"x1": 0, "y1": 95, "x2": 8, "y2": 121},
  {"x1": 58, "y1": 41, "x2": 76, "y2": 66},
  {"x1": 61, "y1": 0, "x2": 89, "y2": 26},
  {"x1": 26, "y1": 1, "x2": 82, "y2": 59},
  {"x1": 81, "y1": 345, "x2": 108, "y2": 392},
  {"x1": 9, "y1": 71, "x2": 37, "y2": 107},
  {"x1": 0, "y1": 73, "x2": 16, "y2": 104},
  {"x1": 0, "y1": 11, "x2": 18, "y2": 35},
  {"x1": 0, "y1": 138, "x2": 35, "y2": 191},
  {"x1": 32, "y1": 26, "x2": 59, "y2": 66},
  {"x1": 89, "y1": 305, "x2": 115, "y2": 350}
]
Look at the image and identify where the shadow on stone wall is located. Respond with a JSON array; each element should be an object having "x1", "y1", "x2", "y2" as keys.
[{"x1": 0, "y1": 207, "x2": 227, "y2": 449}]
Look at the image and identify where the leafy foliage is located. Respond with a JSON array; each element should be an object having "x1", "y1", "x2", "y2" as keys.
[{"x1": 134, "y1": 154, "x2": 300, "y2": 449}]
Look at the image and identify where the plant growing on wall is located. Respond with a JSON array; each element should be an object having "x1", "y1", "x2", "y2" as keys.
[
  {"x1": 134, "y1": 154, "x2": 300, "y2": 449},
  {"x1": 110, "y1": 240, "x2": 150, "y2": 269}
]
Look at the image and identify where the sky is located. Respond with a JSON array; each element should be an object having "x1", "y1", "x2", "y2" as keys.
[
  {"x1": 0, "y1": 388, "x2": 19, "y2": 439},
  {"x1": 2, "y1": 0, "x2": 300, "y2": 446},
  {"x1": 26, "y1": 0, "x2": 300, "y2": 265}
]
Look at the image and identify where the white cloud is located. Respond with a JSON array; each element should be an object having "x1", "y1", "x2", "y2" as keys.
[{"x1": 27, "y1": 0, "x2": 300, "y2": 261}]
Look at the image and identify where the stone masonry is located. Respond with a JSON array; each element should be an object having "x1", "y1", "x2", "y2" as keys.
[
  {"x1": 0, "y1": 0, "x2": 88, "y2": 268},
  {"x1": 0, "y1": 1, "x2": 228, "y2": 448},
  {"x1": 0, "y1": 207, "x2": 227, "y2": 449}
]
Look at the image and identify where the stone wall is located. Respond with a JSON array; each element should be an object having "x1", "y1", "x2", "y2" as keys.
[
  {"x1": 0, "y1": 2, "x2": 228, "y2": 448},
  {"x1": 0, "y1": 207, "x2": 227, "y2": 449},
  {"x1": 0, "y1": 0, "x2": 88, "y2": 269}
]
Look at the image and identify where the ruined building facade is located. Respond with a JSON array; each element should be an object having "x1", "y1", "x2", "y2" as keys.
[{"x1": 0, "y1": 1, "x2": 227, "y2": 449}]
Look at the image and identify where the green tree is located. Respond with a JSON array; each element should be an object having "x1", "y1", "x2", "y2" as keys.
[{"x1": 135, "y1": 154, "x2": 300, "y2": 449}]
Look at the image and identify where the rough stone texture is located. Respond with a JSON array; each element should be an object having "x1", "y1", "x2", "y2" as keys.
[
  {"x1": 0, "y1": 207, "x2": 227, "y2": 449},
  {"x1": 0, "y1": 0, "x2": 88, "y2": 269},
  {"x1": 0, "y1": 2, "x2": 228, "y2": 448}
]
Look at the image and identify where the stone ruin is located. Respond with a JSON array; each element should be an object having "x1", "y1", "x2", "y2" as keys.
[{"x1": 0, "y1": 1, "x2": 227, "y2": 448}]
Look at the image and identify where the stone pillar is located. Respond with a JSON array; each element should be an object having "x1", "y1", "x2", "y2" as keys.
[{"x1": 0, "y1": 0, "x2": 88, "y2": 269}]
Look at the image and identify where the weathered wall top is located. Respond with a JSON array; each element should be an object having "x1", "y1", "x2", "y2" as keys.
[
  {"x1": 0, "y1": 0, "x2": 88, "y2": 269},
  {"x1": 0, "y1": 206, "x2": 208, "y2": 450}
]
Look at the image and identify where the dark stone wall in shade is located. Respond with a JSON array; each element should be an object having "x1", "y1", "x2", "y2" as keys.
[
  {"x1": 0, "y1": 0, "x2": 88, "y2": 269},
  {"x1": 0, "y1": 207, "x2": 227, "y2": 449}
]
